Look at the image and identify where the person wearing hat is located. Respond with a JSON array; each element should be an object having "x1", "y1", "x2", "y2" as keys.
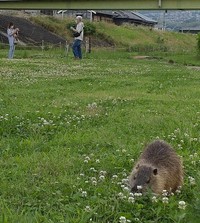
[{"x1": 70, "y1": 16, "x2": 84, "y2": 59}]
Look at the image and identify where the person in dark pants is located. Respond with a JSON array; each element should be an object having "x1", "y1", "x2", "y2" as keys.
[{"x1": 70, "y1": 16, "x2": 84, "y2": 59}]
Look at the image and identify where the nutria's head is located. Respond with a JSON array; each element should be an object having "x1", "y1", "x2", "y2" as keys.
[{"x1": 129, "y1": 164, "x2": 158, "y2": 193}]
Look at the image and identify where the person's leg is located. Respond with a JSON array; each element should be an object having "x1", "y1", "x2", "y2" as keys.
[
  {"x1": 8, "y1": 45, "x2": 12, "y2": 59},
  {"x1": 8, "y1": 44, "x2": 15, "y2": 59},
  {"x1": 72, "y1": 40, "x2": 79, "y2": 58},
  {"x1": 76, "y1": 40, "x2": 82, "y2": 59},
  {"x1": 11, "y1": 44, "x2": 15, "y2": 59}
]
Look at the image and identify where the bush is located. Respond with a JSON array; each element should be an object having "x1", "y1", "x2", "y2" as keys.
[
  {"x1": 84, "y1": 21, "x2": 96, "y2": 36},
  {"x1": 66, "y1": 21, "x2": 96, "y2": 36}
]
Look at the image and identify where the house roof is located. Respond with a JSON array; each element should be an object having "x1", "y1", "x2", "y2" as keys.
[
  {"x1": 95, "y1": 10, "x2": 157, "y2": 24},
  {"x1": 131, "y1": 11, "x2": 157, "y2": 24}
]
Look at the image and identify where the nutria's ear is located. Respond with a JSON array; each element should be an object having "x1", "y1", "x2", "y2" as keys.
[
  {"x1": 153, "y1": 168, "x2": 158, "y2": 175},
  {"x1": 136, "y1": 164, "x2": 140, "y2": 169}
]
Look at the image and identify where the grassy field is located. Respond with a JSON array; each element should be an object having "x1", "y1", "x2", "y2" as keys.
[{"x1": 0, "y1": 48, "x2": 200, "y2": 223}]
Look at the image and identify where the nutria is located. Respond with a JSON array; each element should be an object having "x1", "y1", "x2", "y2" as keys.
[{"x1": 129, "y1": 140, "x2": 183, "y2": 194}]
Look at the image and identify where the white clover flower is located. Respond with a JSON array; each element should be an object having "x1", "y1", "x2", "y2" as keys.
[
  {"x1": 122, "y1": 172, "x2": 127, "y2": 177},
  {"x1": 184, "y1": 133, "x2": 189, "y2": 137},
  {"x1": 178, "y1": 144, "x2": 182, "y2": 149},
  {"x1": 84, "y1": 156, "x2": 90, "y2": 161},
  {"x1": 128, "y1": 196, "x2": 135, "y2": 203},
  {"x1": 123, "y1": 186, "x2": 129, "y2": 192},
  {"x1": 91, "y1": 177, "x2": 97, "y2": 186},
  {"x1": 85, "y1": 205, "x2": 91, "y2": 212},
  {"x1": 162, "y1": 190, "x2": 168, "y2": 197},
  {"x1": 80, "y1": 173, "x2": 84, "y2": 177},
  {"x1": 112, "y1": 175, "x2": 118, "y2": 180},
  {"x1": 175, "y1": 189, "x2": 181, "y2": 194},
  {"x1": 118, "y1": 192, "x2": 126, "y2": 200},
  {"x1": 121, "y1": 178, "x2": 129, "y2": 185},
  {"x1": 134, "y1": 192, "x2": 142, "y2": 197},
  {"x1": 81, "y1": 191, "x2": 87, "y2": 197},
  {"x1": 188, "y1": 176, "x2": 196, "y2": 185},
  {"x1": 119, "y1": 216, "x2": 127, "y2": 223},
  {"x1": 96, "y1": 159, "x2": 100, "y2": 163},
  {"x1": 92, "y1": 180, "x2": 97, "y2": 186},
  {"x1": 174, "y1": 128, "x2": 180, "y2": 133},
  {"x1": 178, "y1": 201, "x2": 187, "y2": 210},
  {"x1": 152, "y1": 196, "x2": 158, "y2": 203},
  {"x1": 99, "y1": 175, "x2": 105, "y2": 181},
  {"x1": 99, "y1": 170, "x2": 107, "y2": 176},
  {"x1": 90, "y1": 167, "x2": 97, "y2": 172},
  {"x1": 162, "y1": 197, "x2": 169, "y2": 204}
]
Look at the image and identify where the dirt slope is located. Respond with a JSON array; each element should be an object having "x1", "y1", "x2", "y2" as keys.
[{"x1": 0, "y1": 14, "x2": 66, "y2": 45}]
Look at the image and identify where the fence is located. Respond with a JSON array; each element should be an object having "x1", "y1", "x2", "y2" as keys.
[
  {"x1": 0, "y1": 36, "x2": 193, "y2": 56},
  {"x1": 0, "y1": 38, "x2": 95, "y2": 59}
]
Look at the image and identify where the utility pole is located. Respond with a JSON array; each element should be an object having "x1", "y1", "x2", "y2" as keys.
[
  {"x1": 163, "y1": 10, "x2": 167, "y2": 30},
  {"x1": 87, "y1": 10, "x2": 96, "y2": 53}
]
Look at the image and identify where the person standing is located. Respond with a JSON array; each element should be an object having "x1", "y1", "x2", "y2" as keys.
[
  {"x1": 70, "y1": 16, "x2": 84, "y2": 59},
  {"x1": 7, "y1": 22, "x2": 19, "y2": 59}
]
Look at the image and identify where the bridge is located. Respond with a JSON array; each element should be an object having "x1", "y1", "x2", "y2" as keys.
[{"x1": 0, "y1": 0, "x2": 200, "y2": 10}]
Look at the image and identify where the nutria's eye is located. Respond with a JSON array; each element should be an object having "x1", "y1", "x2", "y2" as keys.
[
  {"x1": 133, "y1": 176, "x2": 136, "y2": 180},
  {"x1": 153, "y1": 168, "x2": 158, "y2": 175}
]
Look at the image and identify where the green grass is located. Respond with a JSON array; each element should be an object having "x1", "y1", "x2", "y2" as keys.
[{"x1": 0, "y1": 48, "x2": 200, "y2": 223}]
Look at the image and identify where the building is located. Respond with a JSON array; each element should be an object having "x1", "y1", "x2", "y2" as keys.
[
  {"x1": 55, "y1": 10, "x2": 157, "y2": 27},
  {"x1": 93, "y1": 10, "x2": 157, "y2": 27}
]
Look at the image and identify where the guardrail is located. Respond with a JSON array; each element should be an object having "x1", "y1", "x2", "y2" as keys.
[{"x1": 0, "y1": 0, "x2": 200, "y2": 10}]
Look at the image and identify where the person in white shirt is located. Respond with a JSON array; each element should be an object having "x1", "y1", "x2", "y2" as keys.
[
  {"x1": 7, "y1": 22, "x2": 19, "y2": 59},
  {"x1": 70, "y1": 16, "x2": 84, "y2": 59}
]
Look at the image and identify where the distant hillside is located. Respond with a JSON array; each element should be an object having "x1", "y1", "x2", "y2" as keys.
[
  {"x1": 0, "y1": 13, "x2": 197, "y2": 53},
  {"x1": 140, "y1": 10, "x2": 200, "y2": 31}
]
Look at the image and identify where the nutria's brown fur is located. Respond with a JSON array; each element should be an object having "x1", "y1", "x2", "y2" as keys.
[{"x1": 129, "y1": 140, "x2": 183, "y2": 194}]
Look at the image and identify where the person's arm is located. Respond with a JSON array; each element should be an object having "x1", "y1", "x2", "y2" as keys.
[
  {"x1": 70, "y1": 27, "x2": 76, "y2": 32},
  {"x1": 7, "y1": 28, "x2": 19, "y2": 37}
]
